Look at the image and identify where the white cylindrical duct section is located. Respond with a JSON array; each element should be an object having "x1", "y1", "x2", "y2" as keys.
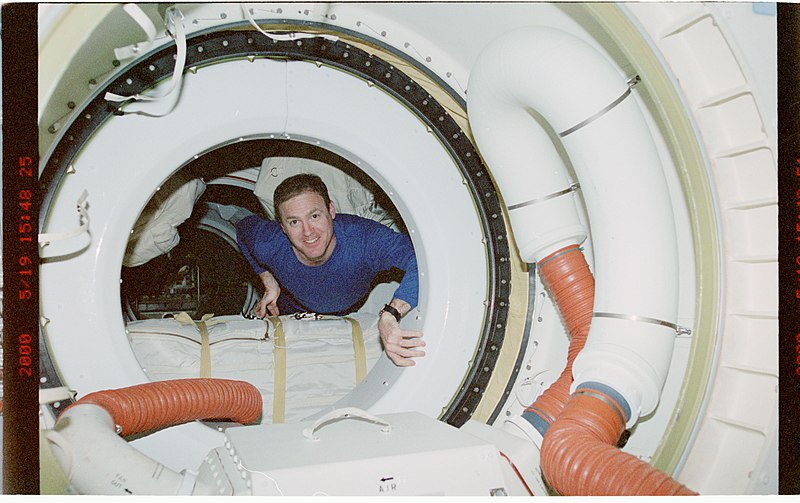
[
  {"x1": 563, "y1": 95, "x2": 679, "y2": 422},
  {"x1": 467, "y1": 26, "x2": 679, "y2": 424},
  {"x1": 44, "y1": 404, "x2": 212, "y2": 495},
  {"x1": 467, "y1": 35, "x2": 586, "y2": 264}
]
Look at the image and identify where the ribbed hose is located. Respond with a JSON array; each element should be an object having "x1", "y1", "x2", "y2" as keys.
[
  {"x1": 59, "y1": 378, "x2": 262, "y2": 436},
  {"x1": 541, "y1": 392, "x2": 696, "y2": 495},
  {"x1": 524, "y1": 244, "x2": 594, "y2": 430},
  {"x1": 528, "y1": 247, "x2": 696, "y2": 495}
]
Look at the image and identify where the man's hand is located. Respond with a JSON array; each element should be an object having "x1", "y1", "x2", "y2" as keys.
[
  {"x1": 254, "y1": 270, "x2": 281, "y2": 318},
  {"x1": 378, "y1": 300, "x2": 425, "y2": 367}
]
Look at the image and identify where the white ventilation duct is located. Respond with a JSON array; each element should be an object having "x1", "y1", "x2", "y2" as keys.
[{"x1": 468, "y1": 26, "x2": 679, "y2": 424}]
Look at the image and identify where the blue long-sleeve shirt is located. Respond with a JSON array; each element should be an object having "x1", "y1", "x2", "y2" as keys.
[{"x1": 236, "y1": 214, "x2": 418, "y2": 315}]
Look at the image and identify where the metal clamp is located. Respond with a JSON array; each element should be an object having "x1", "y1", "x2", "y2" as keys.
[
  {"x1": 572, "y1": 388, "x2": 627, "y2": 425},
  {"x1": 593, "y1": 311, "x2": 692, "y2": 336},
  {"x1": 559, "y1": 75, "x2": 641, "y2": 137},
  {"x1": 507, "y1": 182, "x2": 580, "y2": 212}
]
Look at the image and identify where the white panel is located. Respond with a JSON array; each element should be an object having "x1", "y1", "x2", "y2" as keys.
[
  {"x1": 724, "y1": 205, "x2": 777, "y2": 260},
  {"x1": 720, "y1": 315, "x2": 778, "y2": 375},
  {"x1": 694, "y1": 94, "x2": 768, "y2": 156},
  {"x1": 219, "y1": 411, "x2": 508, "y2": 496},
  {"x1": 707, "y1": 368, "x2": 777, "y2": 433},
  {"x1": 725, "y1": 262, "x2": 777, "y2": 316},
  {"x1": 679, "y1": 417, "x2": 770, "y2": 494},
  {"x1": 658, "y1": 17, "x2": 747, "y2": 107},
  {"x1": 627, "y1": 3, "x2": 709, "y2": 40},
  {"x1": 712, "y1": 148, "x2": 777, "y2": 207}
]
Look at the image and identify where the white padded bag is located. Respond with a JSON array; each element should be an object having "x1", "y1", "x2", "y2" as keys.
[{"x1": 126, "y1": 313, "x2": 382, "y2": 424}]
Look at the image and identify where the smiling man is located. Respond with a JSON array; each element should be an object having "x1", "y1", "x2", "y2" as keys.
[{"x1": 236, "y1": 173, "x2": 424, "y2": 366}]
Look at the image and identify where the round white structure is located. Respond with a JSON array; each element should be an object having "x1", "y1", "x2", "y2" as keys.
[{"x1": 34, "y1": 2, "x2": 777, "y2": 495}]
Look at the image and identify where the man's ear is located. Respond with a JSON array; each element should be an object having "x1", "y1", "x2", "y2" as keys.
[{"x1": 328, "y1": 200, "x2": 336, "y2": 219}]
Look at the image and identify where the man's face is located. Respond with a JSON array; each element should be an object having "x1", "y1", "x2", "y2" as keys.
[{"x1": 278, "y1": 191, "x2": 337, "y2": 266}]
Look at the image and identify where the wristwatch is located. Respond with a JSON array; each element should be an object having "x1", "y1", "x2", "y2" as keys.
[{"x1": 379, "y1": 303, "x2": 402, "y2": 323}]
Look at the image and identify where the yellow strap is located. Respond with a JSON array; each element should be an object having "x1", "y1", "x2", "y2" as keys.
[
  {"x1": 197, "y1": 319, "x2": 211, "y2": 378},
  {"x1": 344, "y1": 317, "x2": 366, "y2": 384},
  {"x1": 173, "y1": 312, "x2": 214, "y2": 378},
  {"x1": 269, "y1": 317, "x2": 286, "y2": 424}
]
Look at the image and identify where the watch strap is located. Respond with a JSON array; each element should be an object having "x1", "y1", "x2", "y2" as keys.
[{"x1": 380, "y1": 303, "x2": 402, "y2": 323}]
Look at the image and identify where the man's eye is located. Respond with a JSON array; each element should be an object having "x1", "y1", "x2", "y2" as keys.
[{"x1": 289, "y1": 220, "x2": 299, "y2": 226}]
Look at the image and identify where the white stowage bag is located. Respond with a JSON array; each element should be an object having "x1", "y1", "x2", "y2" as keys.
[
  {"x1": 126, "y1": 313, "x2": 382, "y2": 424},
  {"x1": 255, "y1": 157, "x2": 397, "y2": 230},
  {"x1": 123, "y1": 176, "x2": 207, "y2": 267}
]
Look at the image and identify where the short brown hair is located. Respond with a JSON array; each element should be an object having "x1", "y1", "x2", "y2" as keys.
[{"x1": 273, "y1": 173, "x2": 332, "y2": 221}]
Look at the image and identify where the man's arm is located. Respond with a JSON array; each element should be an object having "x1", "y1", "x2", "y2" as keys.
[
  {"x1": 254, "y1": 269, "x2": 281, "y2": 318},
  {"x1": 378, "y1": 298, "x2": 425, "y2": 367},
  {"x1": 359, "y1": 219, "x2": 424, "y2": 366},
  {"x1": 236, "y1": 216, "x2": 282, "y2": 318}
]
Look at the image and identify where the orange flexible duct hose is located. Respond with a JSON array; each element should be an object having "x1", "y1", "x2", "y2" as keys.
[
  {"x1": 522, "y1": 244, "x2": 594, "y2": 435},
  {"x1": 60, "y1": 378, "x2": 262, "y2": 436},
  {"x1": 541, "y1": 391, "x2": 696, "y2": 495},
  {"x1": 523, "y1": 246, "x2": 696, "y2": 495}
]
